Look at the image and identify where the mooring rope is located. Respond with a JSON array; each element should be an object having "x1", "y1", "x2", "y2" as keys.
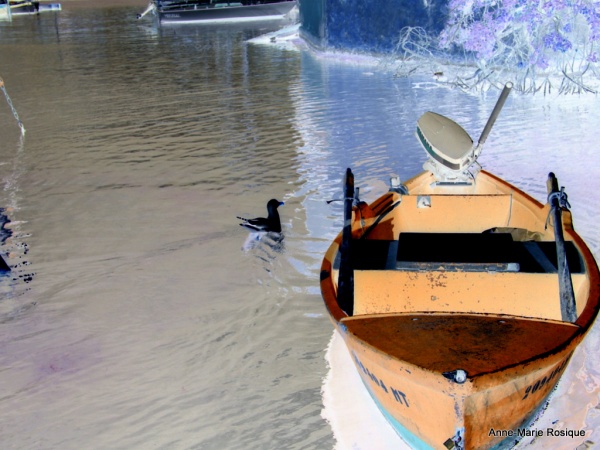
[{"x1": 0, "y1": 76, "x2": 26, "y2": 136}]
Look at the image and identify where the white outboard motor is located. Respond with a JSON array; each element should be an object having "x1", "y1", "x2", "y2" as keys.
[{"x1": 416, "y1": 82, "x2": 513, "y2": 184}]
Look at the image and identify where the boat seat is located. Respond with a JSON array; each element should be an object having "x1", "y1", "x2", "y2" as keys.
[
  {"x1": 353, "y1": 269, "x2": 587, "y2": 318},
  {"x1": 396, "y1": 232, "x2": 584, "y2": 273},
  {"x1": 417, "y1": 111, "x2": 474, "y2": 171},
  {"x1": 339, "y1": 233, "x2": 586, "y2": 318},
  {"x1": 392, "y1": 194, "x2": 513, "y2": 234},
  {"x1": 340, "y1": 313, "x2": 580, "y2": 378},
  {"x1": 337, "y1": 233, "x2": 584, "y2": 274}
]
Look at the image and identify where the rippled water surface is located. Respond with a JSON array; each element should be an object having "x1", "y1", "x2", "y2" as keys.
[{"x1": 0, "y1": 3, "x2": 599, "y2": 450}]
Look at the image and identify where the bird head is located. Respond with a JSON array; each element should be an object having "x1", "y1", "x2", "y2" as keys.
[{"x1": 267, "y1": 199, "x2": 284, "y2": 212}]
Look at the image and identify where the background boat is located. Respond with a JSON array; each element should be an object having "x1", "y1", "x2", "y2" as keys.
[{"x1": 153, "y1": 0, "x2": 296, "y2": 23}]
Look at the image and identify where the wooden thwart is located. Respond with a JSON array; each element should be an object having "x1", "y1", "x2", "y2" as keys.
[{"x1": 353, "y1": 270, "x2": 587, "y2": 319}]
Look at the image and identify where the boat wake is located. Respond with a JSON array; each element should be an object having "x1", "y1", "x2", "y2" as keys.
[
  {"x1": 321, "y1": 330, "x2": 410, "y2": 450},
  {"x1": 241, "y1": 231, "x2": 284, "y2": 252},
  {"x1": 247, "y1": 23, "x2": 301, "y2": 50}
]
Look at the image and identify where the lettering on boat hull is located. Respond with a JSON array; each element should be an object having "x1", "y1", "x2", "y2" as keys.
[
  {"x1": 352, "y1": 352, "x2": 410, "y2": 407},
  {"x1": 522, "y1": 356, "x2": 570, "y2": 400}
]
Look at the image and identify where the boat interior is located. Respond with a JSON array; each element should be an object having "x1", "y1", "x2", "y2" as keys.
[
  {"x1": 335, "y1": 94, "x2": 592, "y2": 324},
  {"x1": 331, "y1": 219, "x2": 590, "y2": 377},
  {"x1": 327, "y1": 175, "x2": 598, "y2": 377},
  {"x1": 337, "y1": 222, "x2": 587, "y2": 313},
  {"x1": 334, "y1": 229, "x2": 587, "y2": 321}
]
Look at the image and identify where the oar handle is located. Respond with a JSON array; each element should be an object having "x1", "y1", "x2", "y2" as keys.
[
  {"x1": 338, "y1": 168, "x2": 355, "y2": 316},
  {"x1": 546, "y1": 171, "x2": 559, "y2": 196},
  {"x1": 477, "y1": 82, "x2": 513, "y2": 147}
]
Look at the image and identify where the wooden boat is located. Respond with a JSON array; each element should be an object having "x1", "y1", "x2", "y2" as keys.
[
  {"x1": 319, "y1": 83, "x2": 600, "y2": 450},
  {"x1": 4, "y1": 1, "x2": 60, "y2": 16},
  {"x1": 140, "y1": 0, "x2": 296, "y2": 24}
]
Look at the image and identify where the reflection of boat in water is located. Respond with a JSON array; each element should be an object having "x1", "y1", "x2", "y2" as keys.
[
  {"x1": 138, "y1": 0, "x2": 296, "y2": 24},
  {"x1": 0, "y1": 208, "x2": 11, "y2": 271},
  {"x1": 0, "y1": 1, "x2": 61, "y2": 18},
  {"x1": 0, "y1": 1, "x2": 8, "y2": 19},
  {"x1": 319, "y1": 84, "x2": 600, "y2": 449}
]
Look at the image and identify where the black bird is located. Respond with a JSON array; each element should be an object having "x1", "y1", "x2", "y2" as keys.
[{"x1": 238, "y1": 199, "x2": 284, "y2": 233}]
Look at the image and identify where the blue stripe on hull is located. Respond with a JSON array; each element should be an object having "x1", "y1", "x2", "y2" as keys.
[
  {"x1": 358, "y1": 372, "x2": 556, "y2": 450},
  {"x1": 358, "y1": 377, "x2": 434, "y2": 450}
]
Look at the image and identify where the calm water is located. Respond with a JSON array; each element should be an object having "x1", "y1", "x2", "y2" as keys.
[{"x1": 0, "y1": 4, "x2": 599, "y2": 450}]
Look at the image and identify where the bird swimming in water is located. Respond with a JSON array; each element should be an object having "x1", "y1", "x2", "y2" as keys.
[
  {"x1": 237, "y1": 199, "x2": 284, "y2": 233},
  {"x1": 238, "y1": 198, "x2": 283, "y2": 233}
]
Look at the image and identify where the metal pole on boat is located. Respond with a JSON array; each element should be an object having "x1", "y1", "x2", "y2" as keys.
[
  {"x1": 338, "y1": 168, "x2": 354, "y2": 316},
  {"x1": 477, "y1": 82, "x2": 513, "y2": 148},
  {"x1": 547, "y1": 172, "x2": 577, "y2": 322},
  {"x1": 137, "y1": 1, "x2": 155, "y2": 19}
]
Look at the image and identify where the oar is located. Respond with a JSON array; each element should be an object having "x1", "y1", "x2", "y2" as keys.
[
  {"x1": 546, "y1": 172, "x2": 577, "y2": 322},
  {"x1": 337, "y1": 168, "x2": 354, "y2": 316}
]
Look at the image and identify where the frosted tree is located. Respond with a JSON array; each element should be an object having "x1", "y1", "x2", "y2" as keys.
[{"x1": 394, "y1": 0, "x2": 600, "y2": 93}]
